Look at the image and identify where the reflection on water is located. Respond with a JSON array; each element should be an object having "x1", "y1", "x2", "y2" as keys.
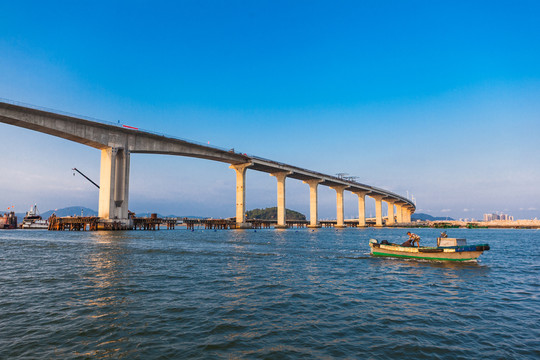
[
  {"x1": 0, "y1": 228, "x2": 537, "y2": 359},
  {"x1": 74, "y1": 232, "x2": 134, "y2": 358}
]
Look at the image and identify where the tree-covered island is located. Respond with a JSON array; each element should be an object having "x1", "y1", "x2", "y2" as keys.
[{"x1": 245, "y1": 207, "x2": 306, "y2": 220}]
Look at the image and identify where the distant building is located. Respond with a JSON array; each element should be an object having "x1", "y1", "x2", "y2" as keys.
[{"x1": 483, "y1": 212, "x2": 513, "y2": 222}]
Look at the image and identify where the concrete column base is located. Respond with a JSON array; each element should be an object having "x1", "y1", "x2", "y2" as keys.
[
  {"x1": 386, "y1": 200, "x2": 395, "y2": 225},
  {"x1": 235, "y1": 222, "x2": 252, "y2": 229},
  {"x1": 331, "y1": 185, "x2": 348, "y2": 228},
  {"x1": 353, "y1": 191, "x2": 369, "y2": 227},
  {"x1": 274, "y1": 225, "x2": 289, "y2": 229},
  {"x1": 230, "y1": 163, "x2": 252, "y2": 229},
  {"x1": 335, "y1": 225, "x2": 346, "y2": 229},
  {"x1": 370, "y1": 194, "x2": 384, "y2": 227},
  {"x1": 99, "y1": 147, "x2": 130, "y2": 221},
  {"x1": 271, "y1": 171, "x2": 291, "y2": 228},
  {"x1": 304, "y1": 179, "x2": 323, "y2": 230},
  {"x1": 307, "y1": 224, "x2": 322, "y2": 228}
]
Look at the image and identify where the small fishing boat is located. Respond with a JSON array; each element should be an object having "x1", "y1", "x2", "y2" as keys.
[{"x1": 369, "y1": 237, "x2": 490, "y2": 262}]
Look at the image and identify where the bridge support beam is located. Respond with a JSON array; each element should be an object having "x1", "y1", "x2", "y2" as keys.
[
  {"x1": 98, "y1": 147, "x2": 130, "y2": 223},
  {"x1": 304, "y1": 179, "x2": 323, "y2": 228},
  {"x1": 370, "y1": 194, "x2": 384, "y2": 227},
  {"x1": 271, "y1": 171, "x2": 292, "y2": 228},
  {"x1": 401, "y1": 206, "x2": 411, "y2": 223},
  {"x1": 405, "y1": 207, "x2": 413, "y2": 223},
  {"x1": 396, "y1": 203, "x2": 404, "y2": 223},
  {"x1": 230, "y1": 163, "x2": 252, "y2": 229},
  {"x1": 353, "y1": 191, "x2": 369, "y2": 227},
  {"x1": 331, "y1": 185, "x2": 348, "y2": 228},
  {"x1": 385, "y1": 199, "x2": 395, "y2": 225}
]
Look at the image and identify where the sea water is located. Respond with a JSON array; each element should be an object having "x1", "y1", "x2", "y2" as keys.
[{"x1": 0, "y1": 228, "x2": 538, "y2": 359}]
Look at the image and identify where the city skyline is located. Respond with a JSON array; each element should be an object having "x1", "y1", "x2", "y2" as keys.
[{"x1": 1, "y1": 1, "x2": 539, "y2": 220}]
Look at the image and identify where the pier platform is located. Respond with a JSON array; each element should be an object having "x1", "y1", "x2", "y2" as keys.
[
  {"x1": 48, "y1": 214, "x2": 179, "y2": 231},
  {"x1": 183, "y1": 218, "x2": 311, "y2": 230}
]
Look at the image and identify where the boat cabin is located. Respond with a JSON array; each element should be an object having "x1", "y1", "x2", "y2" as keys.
[{"x1": 437, "y1": 237, "x2": 467, "y2": 247}]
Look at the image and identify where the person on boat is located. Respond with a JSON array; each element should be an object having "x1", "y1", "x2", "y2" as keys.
[
  {"x1": 436, "y1": 231, "x2": 449, "y2": 247},
  {"x1": 402, "y1": 232, "x2": 420, "y2": 247}
]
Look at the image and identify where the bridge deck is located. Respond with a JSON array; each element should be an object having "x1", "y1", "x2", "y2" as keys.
[{"x1": 0, "y1": 99, "x2": 415, "y2": 210}]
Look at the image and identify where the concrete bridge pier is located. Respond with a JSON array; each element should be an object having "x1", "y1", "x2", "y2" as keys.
[
  {"x1": 331, "y1": 185, "x2": 348, "y2": 228},
  {"x1": 405, "y1": 206, "x2": 413, "y2": 223},
  {"x1": 98, "y1": 147, "x2": 131, "y2": 226},
  {"x1": 304, "y1": 179, "x2": 323, "y2": 228},
  {"x1": 353, "y1": 190, "x2": 369, "y2": 227},
  {"x1": 400, "y1": 205, "x2": 413, "y2": 223},
  {"x1": 395, "y1": 203, "x2": 404, "y2": 223},
  {"x1": 230, "y1": 163, "x2": 252, "y2": 229},
  {"x1": 370, "y1": 194, "x2": 384, "y2": 227},
  {"x1": 271, "y1": 171, "x2": 292, "y2": 229},
  {"x1": 385, "y1": 198, "x2": 396, "y2": 225}
]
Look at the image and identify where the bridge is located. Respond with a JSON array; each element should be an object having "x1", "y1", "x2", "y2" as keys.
[{"x1": 0, "y1": 100, "x2": 415, "y2": 229}]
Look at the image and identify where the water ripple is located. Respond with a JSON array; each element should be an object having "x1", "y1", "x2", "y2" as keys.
[{"x1": 0, "y1": 228, "x2": 538, "y2": 359}]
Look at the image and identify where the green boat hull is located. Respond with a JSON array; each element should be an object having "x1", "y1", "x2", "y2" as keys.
[{"x1": 371, "y1": 251, "x2": 481, "y2": 262}]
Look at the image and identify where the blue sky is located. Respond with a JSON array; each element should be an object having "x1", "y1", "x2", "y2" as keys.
[{"x1": 1, "y1": 1, "x2": 539, "y2": 220}]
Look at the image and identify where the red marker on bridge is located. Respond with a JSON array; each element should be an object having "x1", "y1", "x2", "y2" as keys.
[{"x1": 122, "y1": 124, "x2": 138, "y2": 130}]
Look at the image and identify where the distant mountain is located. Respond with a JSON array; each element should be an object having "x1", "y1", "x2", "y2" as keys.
[
  {"x1": 412, "y1": 213, "x2": 455, "y2": 221},
  {"x1": 42, "y1": 206, "x2": 98, "y2": 218},
  {"x1": 246, "y1": 207, "x2": 306, "y2": 220}
]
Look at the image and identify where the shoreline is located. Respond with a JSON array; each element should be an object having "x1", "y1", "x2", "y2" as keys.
[{"x1": 407, "y1": 220, "x2": 540, "y2": 229}]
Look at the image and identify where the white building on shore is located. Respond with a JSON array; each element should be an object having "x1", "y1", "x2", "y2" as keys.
[{"x1": 483, "y1": 212, "x2": 514, "y2": 222}]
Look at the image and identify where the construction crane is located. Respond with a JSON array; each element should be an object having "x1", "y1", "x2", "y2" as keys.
[
  {"x1": 72, "y1": 168, "x2": 135, "y2": 217},
  {"x1": 72, "y1": 168, "x2": 100, "y2": 189}
]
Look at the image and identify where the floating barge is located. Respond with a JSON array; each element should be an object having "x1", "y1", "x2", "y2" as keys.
[{"x1": 369, "y1": 237, "x2": 490, "y2": 262}]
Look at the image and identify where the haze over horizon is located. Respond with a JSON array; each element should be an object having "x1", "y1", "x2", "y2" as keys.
[{"x1": 1, "y1": 1, "x2": 539, "y2": 221}]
